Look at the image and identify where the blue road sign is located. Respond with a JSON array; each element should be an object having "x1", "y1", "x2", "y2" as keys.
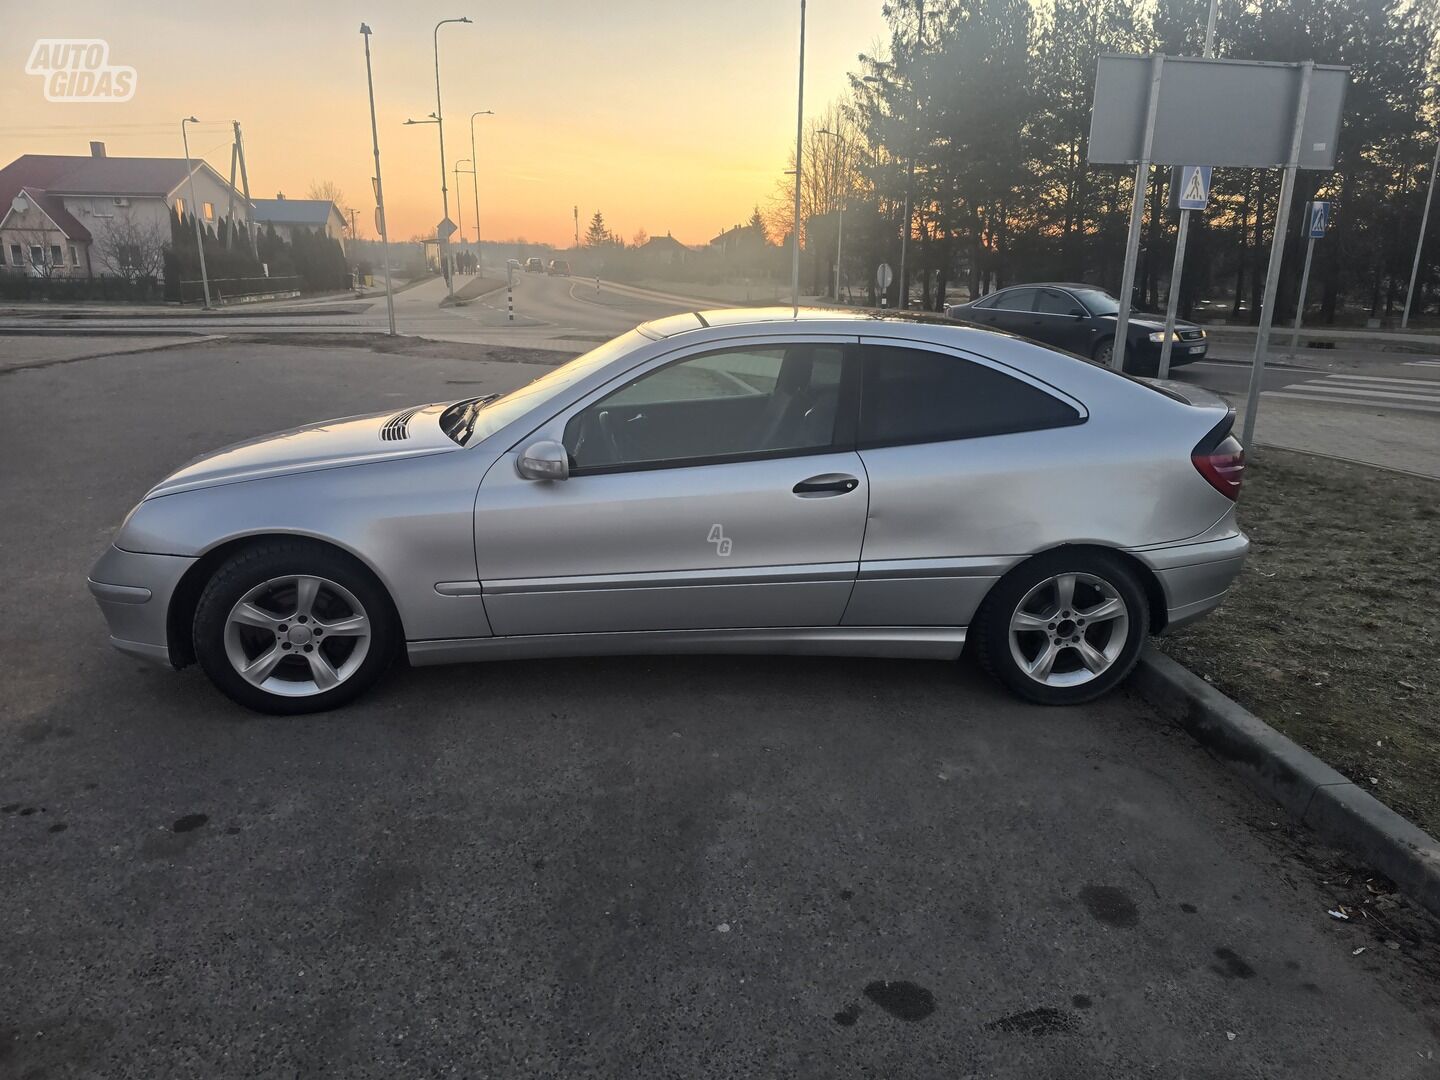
[
  {"x1": 1307, "y1": 200, "x2": 1330, "y2": 239},
  {"x1": 1176, "y1": 165, "x2": 1213, "y2": 211}
]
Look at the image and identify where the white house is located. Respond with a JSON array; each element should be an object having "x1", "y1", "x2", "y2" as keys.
[{"x1": 0, "y1": 141, "x2": 251, "y2": 279}]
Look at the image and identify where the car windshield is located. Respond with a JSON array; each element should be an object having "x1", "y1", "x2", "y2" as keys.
[{"x1": 441, "y1": 329, "x2": 648, "y2": 446}]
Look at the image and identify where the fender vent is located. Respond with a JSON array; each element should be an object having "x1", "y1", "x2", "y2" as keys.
[{"x1": 381, "y1": 407, "x2": 421, "y2": 441}]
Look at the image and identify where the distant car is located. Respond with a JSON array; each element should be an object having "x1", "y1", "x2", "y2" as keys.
[
  {"x1": 524, "y1": 258, "x2": 544, "y2": 273},
  {"x1": 946, "y1": 283, "x2": 1207, "y2": 375},
  {"x1": 506, "y1": 258, "x2": 522, "y2": 273},
  {"x1": 89, "y1": 308, "x2": 1246, "y2": 714},
  {"x1": 547, "y1": 259, "x2": 571, "y2": 276}
]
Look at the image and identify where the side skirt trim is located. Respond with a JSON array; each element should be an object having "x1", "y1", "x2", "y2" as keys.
[{"x1": 407, "y1": 625, "x2": 967, "y2": 666}]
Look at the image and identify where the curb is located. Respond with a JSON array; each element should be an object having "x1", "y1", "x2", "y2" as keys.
[{"x1": 1131, "y1": 646, "x2": 1440, "y2": 919}]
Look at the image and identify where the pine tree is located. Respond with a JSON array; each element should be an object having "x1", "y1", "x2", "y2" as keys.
[{"x1": 584, "y1": 211, "x2": 609, "y2": 247}]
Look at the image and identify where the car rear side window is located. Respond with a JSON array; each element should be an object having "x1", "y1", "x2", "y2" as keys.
[{"x1": 859, "y1": 345, "x2": 1082, "y2": 446}]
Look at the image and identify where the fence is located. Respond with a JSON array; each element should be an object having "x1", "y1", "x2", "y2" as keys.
[
  {"x1": 0, "y1": 272, "x2": 164, "y2": 303},
  {"x1": 177, "y1": 276, "x2": 302, "y2": 305}
]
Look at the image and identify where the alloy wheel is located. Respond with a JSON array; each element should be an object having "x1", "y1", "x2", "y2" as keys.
[
  {"x1": 222, "y1": 574, "x2": 372, "y2": 698},
  {"x1": 1007, "y1": 572, "x2": 1130, "y2": 688}
]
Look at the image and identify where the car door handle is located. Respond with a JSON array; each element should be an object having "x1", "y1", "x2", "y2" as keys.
[{"x1": 793, "y1": 473, "x2": 860, "y2": 497}]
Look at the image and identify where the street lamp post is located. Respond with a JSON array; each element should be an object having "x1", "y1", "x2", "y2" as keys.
[
  {"x1": 180, "y1": 116, "x2": 212, "y2": 309},
  {"x1": 453, "y1": 158, "x2": 471, "y2": 242},
  {"x1": 414, "y1": 16, "x2": 471, "y2": 296},
  {"x1": 469, "y1": 110, "x2": 494, "y2": 271},
  {"x1": 818, "y1": 127, "x2": 848, "y2": 301},
  {"x1": 360, "y1": 23, "x2": 397, "y2": 335},
  {"x1": 790, "y1": 0, "x2": 807, "y2": 312}
]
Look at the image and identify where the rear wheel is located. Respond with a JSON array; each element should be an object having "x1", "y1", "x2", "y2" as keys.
[
  {"x1": 193, "y1": 541, "x2": 397, "y2": 714},
  {"x1": 974, "y1": 550, "x2": 1149, "y2": 706}
]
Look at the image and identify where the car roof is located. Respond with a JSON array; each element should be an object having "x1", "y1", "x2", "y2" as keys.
[{"x1": 637, "y1": 306, "x2": 959, "y2": 340}]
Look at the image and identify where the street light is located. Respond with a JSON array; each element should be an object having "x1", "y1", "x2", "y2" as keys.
[
  {"x1": 790, "y1": 0, "x2": 807, "y2": 313},
  {"x1": 359, "y1": 22, "x2": 396, "y2": 335},
  {"x1": 818, "y1": 127, "x2": 848, "y2": 302},
  {"x1": 180, "y1": 116, "x2": 212, "y2": 309},
  {"x1": 469, "y1": 110, "x2": 495, "y2": 269},
  {"x1": 1402, "y1": 83, "x2": 1440, "y2": 328},
  {"x1": 453, "y1": 158, "x2": 472, "y2": 242},
  {"x1": 413, "y1": 16, "x2": 471, "y2": 296}
]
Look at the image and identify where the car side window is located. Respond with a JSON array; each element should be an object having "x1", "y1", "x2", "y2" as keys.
[
  {"x1": 564, "y1": 344, "x2": 849, "y2": 472},
  {"x1": 1034, "y1": 288, "x2": 1083, "y2": 316},
  {"x1": 969, "y1": 293, "x2": 999, "y2": 310},
  {"x1": 859, "y1": 345, "x2": 1082, "y2": 447},
  {"x1": 992, "y1": 288, "x2": 1038, "y2": 312}
]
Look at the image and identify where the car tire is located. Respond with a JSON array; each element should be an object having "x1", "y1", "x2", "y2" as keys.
[
  {"x1": 973, "y1": 549, "x2": 1149, "y2": 706},
  {"x1": 192, "y1": 540, "x2": 398, "y2": 715},
  {"x1": 1091, "y1": 337, "x2": 1114, "y2": 367}
]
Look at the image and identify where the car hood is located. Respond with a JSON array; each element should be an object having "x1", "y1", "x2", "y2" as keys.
[
  {"x1": 145, "y1": 402, "x2": 460, "y2": 498},
  {"x1": 1099, "y1": 313, "x2": 1202, "y2": 333}
]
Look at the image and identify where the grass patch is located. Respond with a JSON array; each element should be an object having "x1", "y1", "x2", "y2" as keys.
[{"x1": 1159, "y1": 448, "x2": 1440, "y2": 835}]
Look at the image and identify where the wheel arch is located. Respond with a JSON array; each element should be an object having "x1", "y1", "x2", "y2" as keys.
[
  {"x1": 975, "y1": 542, "x2": 1168, "y2": 635},
  {"x1": 166, "y1": 533, "x2": 404, "y2": 669}
]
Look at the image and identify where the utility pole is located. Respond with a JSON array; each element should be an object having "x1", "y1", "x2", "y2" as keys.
[
  {"x1": 897, "y1": 0, "x2": 924, "y2": 309},
  {"x1": 573, "y1": 205, "x2": 579, "y2": 250},
  {"x1": 1111, "y1": 54, "x2": 1164, "y2": 373},
  {"x1": 361, "y1": 23, "x2": 397, "y2": 336},
  {"x1": 180, "y1": 116, "x2": 212, "y2": 309},
  {"x1": 233, "y1": 121, "x2": 257, "y2": 259},
  {"x1": 423, "y1": 17, "x2": 470, "y2": 297},
  {"x1": 790, "y1": 0, "x2": 806, "y2": 312}
]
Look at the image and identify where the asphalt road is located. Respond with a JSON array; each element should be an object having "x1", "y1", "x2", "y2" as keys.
[{"x1": 2, "y1": 338, "x2": 1438, "y2": 1078}]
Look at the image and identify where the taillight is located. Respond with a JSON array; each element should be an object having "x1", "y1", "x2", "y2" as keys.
[{"x1": 1193, "y1": 433, "x2": 1245, "y2": 500}]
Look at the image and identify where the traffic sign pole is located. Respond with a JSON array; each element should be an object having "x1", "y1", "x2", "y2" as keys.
[
  {"x1": 1112, "y1": 53, "x2": 1165, "y2": 373},
  {"x1": 1242, "y1": 61, "x2": 1315, "y2": 451},
  {"x1": 1157, "y1": 209, "x2": 1190, "y2": 379},
  {"x1": 1289, "y1": 235, "x2": 1316, "y2": 358}
]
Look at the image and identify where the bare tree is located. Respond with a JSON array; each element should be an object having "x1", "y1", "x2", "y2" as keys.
[
  {"x1": 10, "y1": 228, "x2": 61, "y2": 278},
  {"x1": 91, "y1": 210, "x2": 167, "y2": 282},
  {"x1": 763, "y1": 100, "x2": 864, "y2": 248},
  {"x1": 632, "y1": 227, "x2": 649, "y2": 247},
  {"x1": 307, "y1": 180, "x2": 355, "y2": 237}
]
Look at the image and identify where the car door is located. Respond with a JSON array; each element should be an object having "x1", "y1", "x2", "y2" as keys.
[
  {"x1": 983, "y1": 287, "x2": 1039, "y2": 335},
  {"x1": 842, "y1": 337, "x2": 1087, "y2": 628},
  {"x1": 1031, "y1": 287, "x2": 1093, "y2": 354},
  {"x1": 473, "y1": 338, "x2": 868, "y2": 636}
]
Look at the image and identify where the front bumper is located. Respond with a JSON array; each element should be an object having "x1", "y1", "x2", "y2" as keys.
[
  {"x1": 1133, "y1": 531, "x2": 1249, "y2": 632},
  {"x1": 87, "y1": 545, "x2": 196, "y2": 666},
  {"x1": 1134, "y1": 336, "x2": 1208, "y2": 369}
]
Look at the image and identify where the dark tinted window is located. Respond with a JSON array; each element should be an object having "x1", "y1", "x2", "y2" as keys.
[
  {"x1": 991, "y1": 288, "x2": 1039, "y2": 312},
  {"x1": 969, "y1": 293, "x2": 998, "y2": 310},
  {"x1": 860, "y1": 346, "x2": 1082, "y2": 445},
  {"x1": 1035, "y1": 288, "x2": 1084, "y2": 315}
]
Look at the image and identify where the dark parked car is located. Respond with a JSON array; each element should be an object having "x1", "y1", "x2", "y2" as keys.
[
  {"x1": 946, "y1": 283, "x2": 1207, "y2": 374},
  {"x1": 525, "y1": 257, "x2": 544, "y2": 273},
  {"x1": 547, "y1": 259, "x2": 571, "y2": 276}
]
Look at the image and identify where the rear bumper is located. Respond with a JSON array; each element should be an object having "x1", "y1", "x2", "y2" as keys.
[
  {"x1": 88, "y1": 545, "x2": 196, "y2": 667},
  {"x1": 1132, "y1": 531, "x2": 1249, "y2": 632}
]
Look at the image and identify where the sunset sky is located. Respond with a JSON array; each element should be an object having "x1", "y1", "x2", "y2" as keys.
[{"x1": 0, "y1": 1, "x2": 890, "y2": 247}]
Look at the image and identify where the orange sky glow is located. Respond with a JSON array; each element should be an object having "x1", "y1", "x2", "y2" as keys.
[{"x1": 0, "y1": 1, "x2": 889, "y2": 247}]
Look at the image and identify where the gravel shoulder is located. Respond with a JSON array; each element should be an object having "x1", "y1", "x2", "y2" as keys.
[{"x1": 1160, "y1": 448, "x2": 1440, "y2": 835}]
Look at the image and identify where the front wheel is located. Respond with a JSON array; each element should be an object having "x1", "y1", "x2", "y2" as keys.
[
  {"x1": 974, "y1": 550, "x2": 1149, "y2": 706},
  {"x1": 192, "y1": 541, "x2": 398, "y2": 714}
]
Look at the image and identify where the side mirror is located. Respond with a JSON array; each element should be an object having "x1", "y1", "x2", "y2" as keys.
[
  {"x1": 516, "y1": 440, "x2": 569, "y2": 481},
  {"x1": 1071, "y1": 310, "x2": 1087, "y2": 320}
]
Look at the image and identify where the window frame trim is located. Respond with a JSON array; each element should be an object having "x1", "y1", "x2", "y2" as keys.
[
  {"x1": 522, "y1": 335, "x2": 864, "y2": 478},
  {"x1": 854, "y1": 336, "x2": 1089, "y2": 451}
]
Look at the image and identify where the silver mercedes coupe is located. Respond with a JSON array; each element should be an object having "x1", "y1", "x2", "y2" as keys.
[{"x1": 89, "y1": 308, "x2": 1249, "y2": 714}]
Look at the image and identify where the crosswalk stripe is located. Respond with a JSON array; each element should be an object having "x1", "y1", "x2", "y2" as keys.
[
  {"x1": 1322, "y1": 373, "x2": 1440, "y2": 388},
  {"x1": 1405, "y1": 359, "x2": 1440, "y2": 368},
  {"x1": 1262, "y1": 390, "x2": 1440, "y2": 414},
  {"x1": 1282, "y1": 383, "x2": 1440, "y2": 402}
]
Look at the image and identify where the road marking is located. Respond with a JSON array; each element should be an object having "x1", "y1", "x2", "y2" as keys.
[
  {"x1": 1262, "y1": 390, "x2": 1440, "y2": 414},
  {"x1": 1283, "y1": 383, "x2": 1440, "y2": 402},
  {"x1": 1405, "y1": 359, "x2": 1440, "y2": 367},
  {"x1": 1321, "y1": 373, "x2": 1440, "y2": 388}
]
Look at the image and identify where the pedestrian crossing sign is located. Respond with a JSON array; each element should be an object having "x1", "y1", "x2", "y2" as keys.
[
  {"x1": 1176, "y1": 165, "x2": 1212, "y2": 211},
  {"x1": 1307, "y1": 201, "x2": 1330, "y2": 239}
]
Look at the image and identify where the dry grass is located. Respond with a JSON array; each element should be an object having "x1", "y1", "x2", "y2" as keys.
[{"x1": 1159, "y1": 448, "x2": 1440, "y2": 835}]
